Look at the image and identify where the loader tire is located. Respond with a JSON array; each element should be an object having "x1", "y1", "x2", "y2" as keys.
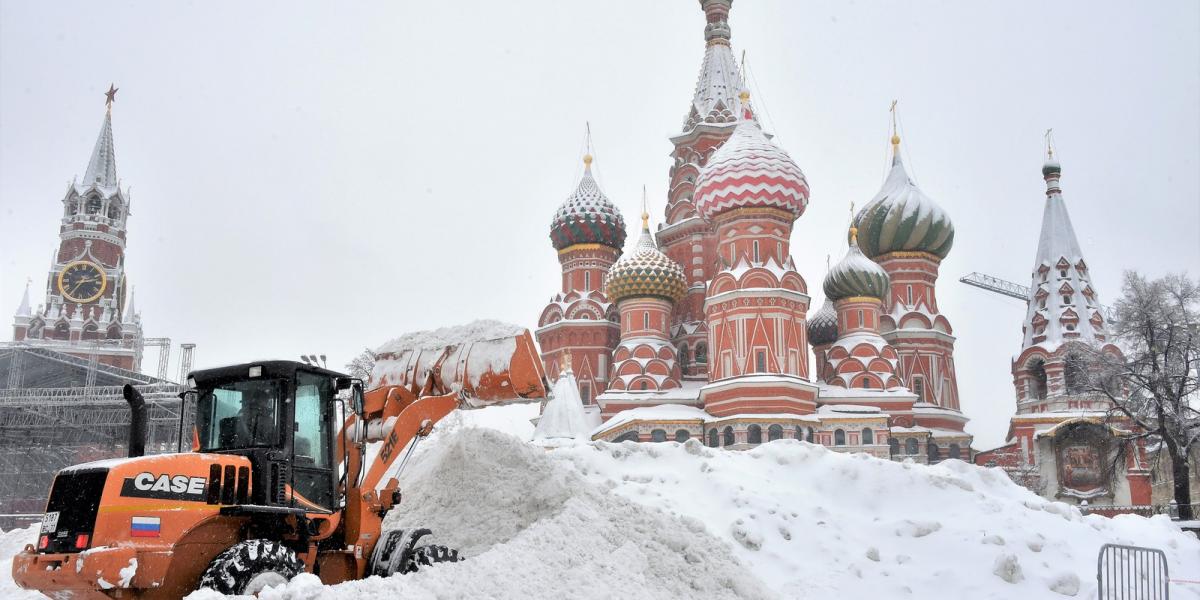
[
  {"x1": 198, "y1": 539, "x2": 304, "y2": 595},
  {"x1": 403, "y1": 544, "x2": 460, "y2": 573}
]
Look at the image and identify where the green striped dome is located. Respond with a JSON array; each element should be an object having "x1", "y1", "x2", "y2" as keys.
[
  {"x1": 853, "y1": 155, "x2": 954, "y2": 259},
  {"x1": 823, "y1": 236, "x2": 890, "y2": 302}
]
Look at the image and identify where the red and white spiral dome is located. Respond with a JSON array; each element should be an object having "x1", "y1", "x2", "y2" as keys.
[{"x1": 694, "y1": 117, "x2": 809, "y2": 223}]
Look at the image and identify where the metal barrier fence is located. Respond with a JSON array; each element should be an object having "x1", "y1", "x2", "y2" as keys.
[{"x1": 1097, "y1": 544, "x2": 1169, "y2": 599}]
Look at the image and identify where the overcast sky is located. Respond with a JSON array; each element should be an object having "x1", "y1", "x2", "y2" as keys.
[{"x1": 1, "y1": 0, "x2": 1197, "y2": 449}]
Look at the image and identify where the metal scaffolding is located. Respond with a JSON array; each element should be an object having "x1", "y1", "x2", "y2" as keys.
[{"x1": 0, "y1": 344, "x2": 189, "y2": 515}]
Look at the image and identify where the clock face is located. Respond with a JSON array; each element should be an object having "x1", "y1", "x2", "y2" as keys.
[{"x1": 57, "y1": 261, "x2": 107, "y2": 303}]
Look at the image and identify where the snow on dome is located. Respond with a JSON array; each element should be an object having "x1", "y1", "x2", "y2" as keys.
[
  {"x1": 604, "y1": 216, "x2": 687, "y2": 305},
  {"x1": 533, "y1": 370, "x2": 592, "y2": 440},
  {"x1": 693, "y1": 119, "x2": 809, "y2": 223},
  {"x1": 853, "y1": 153, "x2": 954, "y2": 260},
  {"x1": 806, "y1": 298, "x2": 838, "y2": 346},
  {"x1": 823, "y1": 232, "x2": 890, "y2": 302},
  {"x1": 549, "y1": 159, "x2": 627, "y2": 251}
]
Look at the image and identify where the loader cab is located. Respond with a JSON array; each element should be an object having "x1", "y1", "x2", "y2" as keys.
[{"x1": 190, "y1": 361, "x2": 346, "y2": 513}]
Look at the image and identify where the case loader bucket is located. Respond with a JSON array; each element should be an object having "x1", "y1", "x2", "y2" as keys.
[{"x1": 370, "y1": 327, "x2": 547, "y2": 407}]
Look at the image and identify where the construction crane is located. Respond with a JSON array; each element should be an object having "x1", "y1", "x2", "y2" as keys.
[
  {"x1": 960, "y1": 272, "x2": 1115, "y2": 321},
  {"x1": 959, "y1": 272, "x2": 1030, "y2": 302}
]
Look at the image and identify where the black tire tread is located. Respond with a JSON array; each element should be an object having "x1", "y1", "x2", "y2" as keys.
[{"x1": 197, "y1": 539, "x2": 304, "y2": 594}]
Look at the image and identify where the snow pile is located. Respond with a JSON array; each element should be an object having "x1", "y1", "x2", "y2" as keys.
[
  {"x1": 189, "y1": 428, "x2": 771, "y2": 599},
  {"x1": 0, "y1": 523, "x2": 46, "y2": 599},
  {"x1": 374, "y1": 319, "x2": 524, "y2": 354},
  {"x1": 532, "y1": 371, "x2": 592, "y2": 440},
  {"x1": 550, "y1": 440, "x2": 1200, "y2": 599},
  {"x1": 371, "y1": 319, "x2": 527, "y2": 391}
]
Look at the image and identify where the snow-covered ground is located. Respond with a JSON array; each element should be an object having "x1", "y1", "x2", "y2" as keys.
[{"x1": 4, "y1": 403, "x2": 1199, "y2": 599}]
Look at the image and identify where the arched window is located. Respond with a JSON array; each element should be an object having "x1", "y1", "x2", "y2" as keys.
[
  {"x1": 927, "y1": 442, "x2": 940, "y2": 463},
  {"x1": 806, "y1": 427, "x2": 815, "y2": 443},
  {"x1": 753, "y1": 240, "x2": 760, "y2": 262},
  {"x1": 584, "y1": 271, "x2": 591, "y2": 291},
  {"x1": 640, "y1": 381, "x2": 648, "y2": 391},
  {"x1": 677, "y1": 344, "x2": 689, "y2": 367},
  {"x1": 905, "y1": 438, "x2": 919, "y2": 455},
  {"x1": 107, "y1": 325, "x2": 122, "y2": 339},
  {"x1": 755, "y1": 350, "x2": 767, "y2": 373},
  {"x1": 82, "y1": 323, "x2": 99, "y2": 340},
  {"x1": 834, "y1": 429, "x2": 846, "y2": 446},
  {"x1": 1029, "y1": 359, "x2": 1048, "y2": 400},
  {"x1": 68, "y1": 199, "x2": 78, "y2": 215},
  {"x1": 912, "y1": 377, "x2": 925, "y2": 402},
  {"x1": 86, "y1": 196, "x2": 102, "y2": 214},
  {"x1": 768, "y1": 424, "x2": 783, "y2": 441},
  {"x1": 107, "y1": 203, "x2": 121, "y2": 220},
  {"x1": 794, "y1": 426, "x2": 804, "y2": 441},
  {"x1": 747, "y1": 425, "x2": 762, "y2": 444},
  {"x1": 614, "y1": 431, "x2": 640, "y2": 443},
  {"x1": 694, "y1": 343, "x2": 708, "y2": 365},
  {"x1": 650, "y1": 429, "x2": 667, "y2": 443},
  {"x1": 861, "y1": 428, "x2": 873, "y2": 445},
  {"x1": 643, "y1": 312, "x2": 649, "y2": 330},
  {"x1": 948, "y1": 444, "x2": 962, "y2": 460},
  {"x1": 723, "y1": 426, "x2": 734, "y2": 447},
  {"x1": 674, "y1": 429, "x2": 690, "y2": 443},
  {"x1": 889, "y1": 438, "x2": 899, "y2": 456},
  {"x1": 708, "y1": 429, "x2": 718, "y2": 447},
  {"x1": 54, "y1": 322, "x2": 69, "y2": 338}
]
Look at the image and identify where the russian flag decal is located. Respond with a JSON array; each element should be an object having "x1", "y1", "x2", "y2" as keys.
[{"x1": 131, "y1": 516, "x2": 160, "y2": 538}]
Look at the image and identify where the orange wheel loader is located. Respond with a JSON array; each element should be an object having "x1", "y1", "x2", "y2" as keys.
[{"x1": 11, "y1": 329, "x2": 548, "y2": 598}]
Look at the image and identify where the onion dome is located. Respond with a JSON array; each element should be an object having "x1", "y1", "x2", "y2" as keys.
[
  {"x1": 807, "y1": 299, "x2": 838, "y2": 346},
  {"x1": 605, "y1": 211, "x2": 687, "y2": 304},
  {"x1": 693, "y1": 92, "x2": 809, "y2": 222},
  {"x1": 853, "y1": 134, "x2": 953, "y2": 259},
  {"x1": 824, "y1": 227, "x2": 890, "y2": 302},
  {"x1": 550, "y1": 155, "x2": 627, "y2": 251}
]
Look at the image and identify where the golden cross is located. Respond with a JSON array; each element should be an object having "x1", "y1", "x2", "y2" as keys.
[{"x1": 1045, "y1": 128, "x2": 1055, "y2": 159}]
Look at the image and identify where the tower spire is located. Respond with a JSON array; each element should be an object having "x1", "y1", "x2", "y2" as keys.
[
  {"x1": 82, "y1": 89, "x2": 118, "y2": 189},
  {"x1": 14, "y1": 279, "x2": 31, "y2": 318},
  {"x1": 684, "y1": 0, "x2": 747, "y2": 131}
]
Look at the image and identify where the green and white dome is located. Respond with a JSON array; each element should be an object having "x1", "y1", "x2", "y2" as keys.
[{"x1": 853, "y1": 141, "x2": 954, "y2": 260}]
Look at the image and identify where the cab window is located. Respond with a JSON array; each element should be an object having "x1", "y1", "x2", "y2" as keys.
[
  {"x1": 294, "y1": 373, "x2": 332, "y2": 468},
  {"x1": 197, "y1": 379, "x2": 283, "y2": 451}
]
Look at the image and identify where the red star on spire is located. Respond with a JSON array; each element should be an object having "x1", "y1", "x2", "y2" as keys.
[{"x1": 104, "y1": 84, "x2": 118, "y2": 108}]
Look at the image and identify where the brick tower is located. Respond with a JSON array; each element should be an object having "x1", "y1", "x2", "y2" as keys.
[
  {"x1": 12, "y1": 90, "x2": 143, "y2": 370},
  {"x1": 536, "y1": 154, "x2": 627, "y2": 404},
  {"x1": 693, "y1": 93, "x2": 816, "y2": 417},
  {"x1": 853, "y1": 130, "x2": 966, "y2": 431}
]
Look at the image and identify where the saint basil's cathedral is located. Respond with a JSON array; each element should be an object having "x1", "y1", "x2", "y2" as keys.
[
  {"x1": 536, "y1": 0, "x2": 971, "y2": 463},
  {"x1": 535, "y1": 0, "x2": 1157, "y2": 508}
]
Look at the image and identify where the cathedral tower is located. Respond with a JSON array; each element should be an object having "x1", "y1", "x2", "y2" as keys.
[
  {"x1": 536, "y1": 154, "x2": 627, "y2": 404},
  {"x1": 12, "y1": 89, "x2": 143, "y2": 371},
  {"x1": 694, "y1": 93, "x2": 816, "y2": 417},
  {"x1": 600, "y1": 208, "x2": 687, "y2": 417},
  {"x1": 657, "y1": 0, "x2": 751, "y2": 380},
  {"x1": 854, "y1": 128, "x2": 965, "y2": 431},
  {"x1": 1011, "y1": 154, "x2": 1120, "y2": 413}
]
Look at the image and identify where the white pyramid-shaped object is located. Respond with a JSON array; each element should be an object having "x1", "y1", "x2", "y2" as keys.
[{"x1": 533, "y1": 371, "x2": 591, "y2": 440}]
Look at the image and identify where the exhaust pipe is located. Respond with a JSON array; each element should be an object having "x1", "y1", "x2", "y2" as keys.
[{"x1": 123, "y1": 384, "x2": 147, "y2": 458}]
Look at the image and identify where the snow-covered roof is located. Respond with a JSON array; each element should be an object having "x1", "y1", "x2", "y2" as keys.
[
  {"x1": 592, "y1": 404, "x2": 712, "y2": 437},
  {"x1": 815, "y1": 383, "x2": 916, "y2": 400},
  {"x1": 1019, "y1": 158, "x2": 1108, "y2": 352},
  {"x1": 818, "y1": 404, "x2": 883, "y2": 414}
]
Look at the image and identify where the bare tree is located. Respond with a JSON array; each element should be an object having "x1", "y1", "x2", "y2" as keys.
[
  {"x1": 1084, "y1": 272, "x2": 1200, "y2": 519},
  {"x1": 344, "y1": 348, "x2": 377, "y2": 382}
]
